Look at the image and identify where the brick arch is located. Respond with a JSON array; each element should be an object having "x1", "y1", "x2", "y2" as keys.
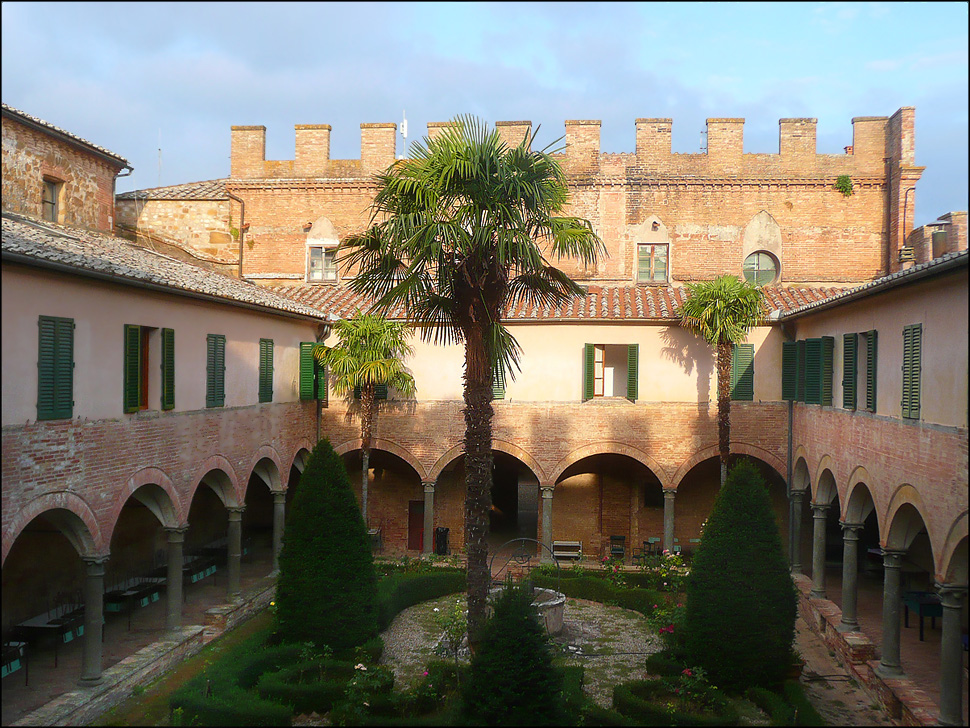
[
  {"x1": 813, "y1": 456, "x2": 838, "y2": 508},
  {"x1": 188, "y1": 455, "x2": 243, "y2": 507},
  {"x1": 335, "y1": 438, "x2": 427, "y2": 482},
  {"x1": 3, "y1": 491, "x2": 103, "y2": 565},
  {"x1": 844, "y1": 479, "x2": 879, "y2": 529},
  {"x1": 428, "y1": 440, "x2": 543, "y2": 483},
  {"x1": 246, "y1": 446, "x2": 285, "y2": 495},
  {"x1": 104, "y1": 467, "x2": 184, "y2": 546},
  {"x1": 938, "y1": 513, "x2": 968, "y2": 584},
  {"x1": 550, "y1": 442, "x2": 668, "y2": 487},
  {"x1": 884, "y1": 484, "x2": 931, "y2": 553},
  {"x1": 285, "y1": 438, "x2": 315, "y2": 477},
  {"x1": 791, "y1": 444, "x2": 810, "y2": 468},
  {"x1": 671, "y1": 443, "x2": 786, "y2": 487},
  {"x1": 792, "y1": 455, "x2": 811, "y2": 493}
]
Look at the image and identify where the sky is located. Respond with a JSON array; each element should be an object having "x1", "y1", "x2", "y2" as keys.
[{"x1": 2, "y1": 1, "x2": 967, "y2": 227}]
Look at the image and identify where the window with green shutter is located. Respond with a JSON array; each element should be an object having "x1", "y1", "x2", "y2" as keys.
[
  {"x1": 161, "y1": 328, "x2": 175, "y2": 410},
  {"x1": 582, "y1": 343, "x2": 595, "y2": 402},
  {"x1": 626, "y1": 344, "x2": 639, "y2": 403},
  {"x1": 258, "y1": 339, "x2": 274, "y2": 403},
  {"x1": 206, "y1": 334, "x2": 226, "y2": 408},
  {"x1": 354, "y1": 383, "x2": 388, "y2": 400},
  {"x1": 820, "y1": 336, "x2": 834, "y2": 406},
  {"x1": 730, "y1": 343, "x2": 754, "y2": 401},
  {"x1": 796, "y1": 339, "x2": 807, "y2": 402},
  {"x1": 804, "y1": 338, "x2": 822, "y2": 404},
  {"x1": 864, "y1": 330, "x2": 877, "y2": 412},
  {"x1": 123, "y1": 324, "x2": 142, "y2": 413},
  {"x1": 300, "y1": 342, "x2": 327, "y2": 401},
  {"x1": 492, "y1": 365, "x2": 506, "y2": 400},
  {"x1": 901, "y1": 324, "x2": 922, "y2": 420},
  {"x1": 37, "y1": 315, "x2": 74, "y2": 420},
  {"x1": 781, "y1": 341, "x2": 797, "y2": 401},
  {"x1": 842, "y1": 333, "x2": 857, "y2": 410}
]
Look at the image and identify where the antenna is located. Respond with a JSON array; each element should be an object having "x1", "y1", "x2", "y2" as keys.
[
  {"x1": 399, "y1": 110, "x2": 407, "y2": 159},
  {"x1": 158, "y1": 129, "x2": 162, "y2": 186}
]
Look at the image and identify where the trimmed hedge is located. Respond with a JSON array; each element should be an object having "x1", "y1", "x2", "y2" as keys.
[
  {"x1": 256, "y1": 658, "x2": 356, "y2": 714},
  {"x1": 643, "y1": 652, "x2": 686, "y2": 677},
  {"x1": 612, "y1": 679, "x2": 740, "y2": 726},
  {"x1": 746, "y1": 682, "x2": 825, "y2": 726},
  {"x1": 531, "y1": 575, "x2": 661, "y2": 617},
  {"x1": 782, "y1": 680, "x2": 826, "y2": 726},
  {"x1": 376, "y1": 571, "x2": 466, "y2": 630}
]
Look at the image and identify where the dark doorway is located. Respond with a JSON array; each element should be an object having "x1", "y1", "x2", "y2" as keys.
[{"x1": 407, "y1": 500, "x2": 424, "y2": 551}]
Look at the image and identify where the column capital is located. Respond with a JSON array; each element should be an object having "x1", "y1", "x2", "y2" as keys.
[
  {"x1": 422, "y1": 480, "x2": 436, "y2": 493},
  {"x1": 840, "y1": 521, "x2": 865, "y2": 537},
  {"x1": 164, "y1": 525, "x2": 190, "y2": 541},
  {"x1": 663, "y1": 487, "x2": 676, "y2": 499},
  {"x1": 81, "y1": 554, "x2": 110, "y2": 569},
  {"x1": 811, "y1": 502, "x2": 832, "y2": 515},
  {"x1": 540, "y1": 485, "x2": 555, "y2": 499},
  {"x1": 881, "y1": 549, "x2": 906, "y2": 568},
  {"x1": 227, "y1": 505, "x2": 246, "y2": 517},
  {"x1": 790, "y1": 489, "x2": 807, "y2": 502},
  {"x1": 273, "y1": 491, "x2": 287, "y2": 504},
  {"x1": 935, "y1": 583, "x2": 968, "y2": 608}
]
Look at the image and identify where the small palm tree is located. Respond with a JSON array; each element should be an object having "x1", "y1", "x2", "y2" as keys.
[
  {"x1": 314, "y1": 312, "x2": 416, "y2": 524},
  {"x1": 679, "y1": 275, "x2": 766, "y2": 487},
  {"x1": 340, "y1": 115, "x2": 605, "y2": 645}
]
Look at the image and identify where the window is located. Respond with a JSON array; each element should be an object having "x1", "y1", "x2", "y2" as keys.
[
  {"x1": 730, "y1": 343, "x2": 754, "y2": 401},
  {"x1": 583, "y1": 343, "x2": 638, "y2": 402},
  {"x1": 308, "y1": 246, "x2": 337, "y2": 282},
  {"x1": 842, "y1": 333, "x2": 858, "y2": 409},
  {"x1": 354, "y1": 383, "x2": 388, "y2": 400},
  {"x1": 161, "y1": 328, "x2": 175, "y2": 410},
  {"x1": 206, "y1": 334, "x2": 226, "y2": 408},
  {"x1": 783, "y1": 337, "x2": 833, "y2": 405},
  {"x1": 901, "y1": 324, "x2": 921, "y2": 420},
  {"x1": 299, "y1": 342, "x2": 327, "y2": 402},
  {"x1": 38, "y1": 315, "x2": 74, "y2": 420},
  {"x1": 258, "y1": 339, "x2": 274, "y2": 403},
  {"x1": 742, "y1": 252, "x2": 778, "y2": 286},
  {"x1": 782, "y1": 341, "x2": 797, "y2": 401},
  {"x1": 492, "y1": 366, "x2": 506, "y2": 401},
  {"x1": 637, "y1": 243, "x2": 668, "y2": 283},
  {"x1": 42, "y1": 179, "x2": 61, "y2": 223},
  {"x1": 124, "y1": 326, "x2": 173, "y2": 412}
]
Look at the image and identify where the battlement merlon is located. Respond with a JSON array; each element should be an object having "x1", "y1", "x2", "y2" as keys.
[{"x1": 229, "y1": 109, "x2": 915, "y2": 180}]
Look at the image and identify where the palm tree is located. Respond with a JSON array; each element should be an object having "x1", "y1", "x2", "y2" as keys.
[
  {"x1": 340, "y1": 115, "x2": 605, "y2": 644},
  {"x1": 314, "y1": 312, "x2": 416, "y2": 525},
  {"x1": 679, "y1": 275, "x2": 766, "y2": 487}
]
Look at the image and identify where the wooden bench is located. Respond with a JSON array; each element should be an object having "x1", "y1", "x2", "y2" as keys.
[{"x1": 552, "y1": 540, "x2": 583, "y2": 561}]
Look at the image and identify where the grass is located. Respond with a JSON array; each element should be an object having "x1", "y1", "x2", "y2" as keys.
[{"x1": 95, "y1": 610, "x2": 273, "y2": 726}]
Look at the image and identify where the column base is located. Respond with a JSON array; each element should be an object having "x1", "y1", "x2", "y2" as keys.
[
  {"x1": 875, "y1": 662, "x2": 905, "y2": 679},
  {"x1": 836, "y1": 620, "x2": 859, "y2": 633},
  {"x1": 78, "y1": 675, "x2": 104, "y2": 688},
  {"x1": 810, "y1": 588, "x2": 827, "y2": 599}
]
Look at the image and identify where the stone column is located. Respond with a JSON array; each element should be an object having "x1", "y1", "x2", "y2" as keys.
[
  {"x1": 662, "y1": 488, "x2": 676, "y2": 553},
  {"x1": 838, "y1": 522, "x2": 864, "y2": 632},
  {"x1": 165, "y1": 526, "x2": 188, "y2": 631},
  {"x1": 876, "y1": 549, "x2": 906, "y2": 678},
  {"x1": 227, "y1": 506, "x2": 245, "y2": 600},
  {"x1": 540, "y1": 486, "x2": 555, "y2": 562},
  {"x1": 422, "y1": 480, "x2": 435, "y2": 555},
  {"x1": 78, "y1": 555, "x2": 108, "y2": 686},
  {"x1": 790, "y1": 489, "x2": 805, "y2": 573},
  {"x1": 936, "y1": 584, "x2": 968, "y2": 726},
  {"x1": 810, "y1": 503, "x2": 831, "y2": 598},
  {"x1": 272, "y1": 492, "x2": 286, "y2": 574}
]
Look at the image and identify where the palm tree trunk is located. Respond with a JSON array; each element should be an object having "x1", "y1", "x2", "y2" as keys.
[
  {"x1": 361, "y1": 385, "x2": 376, "y2": 525},
  {"x1": 462, "y1": 326, "x2": 494, "y2": 650},
  {"x1": 717, "y1": 340, "x2": 732, "y2": 487}
]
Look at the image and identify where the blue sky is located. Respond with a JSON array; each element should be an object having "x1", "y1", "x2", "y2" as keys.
[{"x1": 2, "y1": 1, "x2": 967, "y2": 226}]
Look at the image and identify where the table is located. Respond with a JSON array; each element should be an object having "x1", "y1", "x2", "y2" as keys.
[
  {"x1": 2, "y1": 641, "x2": 27, "y2": 685},
  {"x1": 902, "y1": 591, "x2": 943, "y2": 641},
  {"x1": 104, "y1": 577, "x2": 166, "y2": 630},
  {"x1": 12, "y1": 606, "x2": 84, "y2": 668}
]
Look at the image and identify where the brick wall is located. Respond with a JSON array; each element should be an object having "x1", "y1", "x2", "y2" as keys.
[
  {"x1": 115, "y1": 198, "x2": 234, "y2": 263},
  {"x1": 3, "y1": 115, "x2": 121, "y2": 232}
]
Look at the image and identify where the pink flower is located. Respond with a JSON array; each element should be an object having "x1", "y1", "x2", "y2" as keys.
[
  {"x1": 682, "y1": 668, "x2": 693, "y2": 677},
  {"x1": 423, "y1": 671, "x2": 428, "y2": 676}
]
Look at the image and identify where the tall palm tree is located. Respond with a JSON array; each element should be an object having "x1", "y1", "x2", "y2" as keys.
[
  {"x1": 314, "y1": 312, "x2": 416, "y2": 524},
  {"x1": 340, "y1": 115, "x2": 605, "y2": 644},
  {"x1": 679, "y1": 275, "x2": 766, "y2": 487}
]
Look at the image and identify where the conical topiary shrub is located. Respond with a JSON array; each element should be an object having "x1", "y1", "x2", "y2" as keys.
[
  {"x1": 683, "y1": 459, "x2": 797, "y2": 691},
  {"x1": 462, "y1": 579, "x2": 565, "y2": 726},
  {"x1": 275, "y1": 438, "x2": 378, "y2": 652}
]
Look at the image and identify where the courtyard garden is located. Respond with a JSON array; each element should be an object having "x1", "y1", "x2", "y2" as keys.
[{"x1": 94, "y1": 439, "x2": 828, "y2": 726}]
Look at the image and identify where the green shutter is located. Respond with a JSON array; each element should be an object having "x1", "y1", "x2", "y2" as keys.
[
  {"x1": 161, "y1": 328, "x2": 175, "y2": 410},
  {"x1": 124, "y1": 324, "x2": 141, "y2": 413},
  {"x1": 583, "y1": 343, "x2": 594, "y2": 402},
  {"x1": 731, "y1": 343, "x2": 754, "y2": 401},
  {"x1": 821, "y1": 336, "x2": 834, "y2": 406},
  {"x1": 375, "y1": 383, "x2": 388, "y2": 400},
  {"x1": 299, "y1": 342, "x2": 315, "y2": 400},
  {"x1": 842, "y1": 333, "x2": 857, "y2": 410},
  {"x1": 781, "y1": 341, "x2": 797, "y2": 401},
  {"x1": 492, "y1": 366, "x2": 506, "y2": 400},
  {"x1": 902, "y1": 324, "x2": 921, "y2": 420},
  {"x1": 805, "y1": 338, "x2": 822, "y2": 405},
  {"x1": 626, "y1": 344, "x2": 638, "y2": 402},
  {"x1": 207, "y1": 334, "x2": 225, "y2": 408},
  {"x1": 865, "y1": 330, "x2": 877, "y2": 412},
  {"x1": 259, "y1": 339, "x2": 273, "y2": 403},
  {"x1": 38, "y1": 316, "x2": 74, "y2": 420},
  {"x1": 796, "y1": 340, "x2": 807, "y2": 402}
]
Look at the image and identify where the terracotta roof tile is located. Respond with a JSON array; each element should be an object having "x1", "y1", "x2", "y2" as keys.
[
  {"x1": 116, "y1": 179, "x2": 230, "y2": 201},
  {"x1": 2, "y1": 103, "x2": 129, "y2": 167}
]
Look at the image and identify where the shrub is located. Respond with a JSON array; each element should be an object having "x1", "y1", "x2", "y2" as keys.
[
  {"x1": 746, "y1": 682, "x2": 825, "y2": 726},
  {"x1": 781, "y1": 680, "x2": 825, "y2": 726},
  {"x1": 531, "y1": 574, "x2": 662, "y2": 617},
  {"x1": 683, "y1": 460, "x2": 797, "y2": 691},
  {"x1": 276, "y1": 438, "x2": 379, "y2": 652},
  {"x1": 376, "y1": 571, "x2": 466, "y2": 630},
  {"x1": 612, "y1": 679, "x2": 740, "y2": 726},
  {"x1": 462, "y1": 580, "x2": 566, "y2": 725},
  {"x1": 255, "y1": 658, "x2": 356, "y2": 714}
]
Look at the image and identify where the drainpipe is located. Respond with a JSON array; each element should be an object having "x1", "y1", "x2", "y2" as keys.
[
  {"x1": 900, "y1": 186, "x2": 915, "y2": 270},
  {"x1": 226, "y1": 189, "x2": 245, "y2": 278},
  {"x1": 112, "y1": 165, "x2": 133, "y2": 233},
  {"x1": 781, "y1": 320, "x2": 796, "y2": 565}
]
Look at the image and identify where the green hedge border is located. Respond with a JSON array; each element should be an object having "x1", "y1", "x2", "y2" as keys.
[{"x1": 612, "y1": 679, "x2": 741, "y2": 726}]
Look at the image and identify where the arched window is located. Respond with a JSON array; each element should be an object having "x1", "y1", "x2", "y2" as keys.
[
  {"x1": 742, "y1": 251, "x2": 778, "y2": 286},
  {"x1": 633, "y1": 216, "x2": 669, "y2": 283}
]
